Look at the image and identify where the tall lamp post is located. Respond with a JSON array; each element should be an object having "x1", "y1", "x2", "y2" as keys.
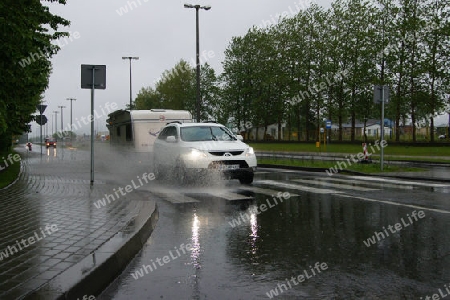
[
  {"x1": 122, "y1": 56, "x2": 139, "y2": 110},
  {"x1": 58, "y1": 105, "x2": 66, "y2": 138},
  {"x1": 53, "y1": 111, "x2": 59, "y2": 137},
  {"x1": 184, "y1": 3, "x2": 211, "y2": 122},
  {"x1": 66, "y1": 98, "x2": 76, "y2": 143}
]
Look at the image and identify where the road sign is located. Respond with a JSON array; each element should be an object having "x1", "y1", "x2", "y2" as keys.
[
  {"x1": 36, "y1": 104, "x2": 47, "y2": 114},
  {"x1": 326, "y1": 120, "x2": 332, "y2": 129},
  {"x1": 81, "y1": 65, "x2": 106, "y2": 89},
  {"x1": 35, "y1": 115, "x2": 48, "y2": 125},
  {"x1": 373, "y1": 85, "x2": 389, "y2": 104}
]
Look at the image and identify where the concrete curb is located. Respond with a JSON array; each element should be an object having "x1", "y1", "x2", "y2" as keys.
[
  {"x1": 25, "y1": 200, "x2": 159, "y2": 300},
  {"x1": 258, "y1": 164, "x2": 450, "y2": 183}
]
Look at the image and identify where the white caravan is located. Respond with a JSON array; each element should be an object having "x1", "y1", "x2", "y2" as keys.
[{"x1": 107, "y1": 109, "x2": 193, "y2": 152}]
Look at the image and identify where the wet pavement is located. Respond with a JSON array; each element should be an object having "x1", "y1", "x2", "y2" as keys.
[
  {"x1": 0, "y1": 144, "x2": 157, "y2": 299},
  {"x1": 99, "y1": 168, "x2": 450, "y2": 299}
]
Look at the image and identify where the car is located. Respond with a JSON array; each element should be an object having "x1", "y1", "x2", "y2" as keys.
[
  {"x1": 438, "y1": 134, "x2": 447, "y2": 139},
  {"x1": 45, "y1": 138, "x2": 57, "y2": 148},
  {"x1": 153, "y1": 122, "x2": 257, "y2": 184}
]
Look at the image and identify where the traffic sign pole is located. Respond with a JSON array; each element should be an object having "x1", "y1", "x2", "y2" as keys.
[
  {"x1": 37, "y1": 104, "x2": 47, "y2": 156},
  {"x1": 326, "y1": 120, "x2": 332, "y2": 151},
  {"x1": 91, "y1": 67, "x2": 95, "y2": 185},
  {"x1": 81, "y1": 64, "x2": 106, "y2": 186}
]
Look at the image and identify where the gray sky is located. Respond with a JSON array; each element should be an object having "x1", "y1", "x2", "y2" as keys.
[{"x1": 32, "y1": 0, "x2": 448, "y2": 137}]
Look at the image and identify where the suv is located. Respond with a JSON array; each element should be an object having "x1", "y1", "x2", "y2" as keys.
[
  {"x1": 45, "y1": 138, "x2": 57, "y2": 148},
  {"x1": 153, "y1": 122, "x2": 257, "y2": 184}
]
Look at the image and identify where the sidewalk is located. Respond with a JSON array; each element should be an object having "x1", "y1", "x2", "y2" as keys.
[{"x1": 0, "y1": 145, "x2": 158, "y2": 299}]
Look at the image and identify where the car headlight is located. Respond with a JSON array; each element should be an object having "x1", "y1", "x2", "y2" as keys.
[
  {"x1": 246, "y1": 147, "x2": 254, "y2": 156},
  {"x1": 190, "y1": 148, "x2": 207, "y2": 159}
]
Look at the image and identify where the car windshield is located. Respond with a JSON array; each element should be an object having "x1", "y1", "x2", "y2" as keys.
[{"x1": 180, "y1": 126, "x2": 237, "y2": 142}]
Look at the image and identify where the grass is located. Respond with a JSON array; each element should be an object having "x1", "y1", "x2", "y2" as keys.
[
  {"x1": 258, "y1": 157, "x2": 425, "y2": 174},
  {"x1": 0, "y1": 151, "x2": 21, "y2": 189},
  {"x1": 250, "y1": 142, "x2": 450, "y2": 158}
]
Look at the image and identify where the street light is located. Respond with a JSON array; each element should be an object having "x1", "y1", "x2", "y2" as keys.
[
  {"x1": 53, "y1": 111, "x2": 59, "y2": 137},
  {"x1": 122, "y1": 56, "x2": 139, "y2": 110},
  {"x1": 58, "y1": 105, "x2": 66, "y2": 138},
  {"x1": 66, "y1": 98, "x2": 76, "y2": 142},
  {"x1": 184, "y1": 3, "x2": 211, "y2": 122}
]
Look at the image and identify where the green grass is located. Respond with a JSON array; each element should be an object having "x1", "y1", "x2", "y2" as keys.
[
  {"x1": 250, "y1": 142, "x2": 450, "y2": 157},
  {"x1": 0, "y1": 151, "x2": 21, "y2": 188},
  {"x1": 258, "y1": 157, "x2": 425, "y2": 174}
]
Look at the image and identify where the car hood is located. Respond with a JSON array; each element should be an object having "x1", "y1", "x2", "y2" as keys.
[{"x1": 189, "y1": 140, "x2": 250, "y2": 152}]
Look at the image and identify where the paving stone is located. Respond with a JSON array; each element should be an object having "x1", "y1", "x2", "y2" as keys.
[{"x1": 0, "y1": 146, "x2": 155, "y2": 299}]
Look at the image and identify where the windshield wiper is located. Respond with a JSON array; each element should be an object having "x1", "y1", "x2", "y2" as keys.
[{"x1": 219, "y1": 127, "x2": 236, "y2": 140}]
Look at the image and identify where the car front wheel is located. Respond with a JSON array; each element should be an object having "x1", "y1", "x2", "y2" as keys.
[{"x1": 239, "y1": 172, "x2": 254, "y2": 184}]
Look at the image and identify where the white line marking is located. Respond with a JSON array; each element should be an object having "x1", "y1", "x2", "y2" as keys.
[
  {"x1": 214, "y1": 192, "x2": 253, "y2": 201},
  {"x1": 151, "y1": 190, "x2": 200, "y2": 203},
  {"x1": 345, "y1": 176, "x2": 450, "y2": 188},
  {"x1": 337, "y1": 194, "x2": 450, "y2": 214},
  {"x1": 314, "y1": 177, "x2": 413, "y2": 190},
  {"x1": 239, "y1": 186, "x2": 300, "y2": 197},
  {"x1": 256, "y1": 180, "x2": 342, "y2": 195},
  {"x1": 292, "y1": 179, "x2": 379, "y2": 192}
]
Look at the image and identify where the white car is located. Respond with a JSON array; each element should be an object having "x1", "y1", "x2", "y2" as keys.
[{"x1": 153, "y1": 122, "x2": 257, "y2": 184}]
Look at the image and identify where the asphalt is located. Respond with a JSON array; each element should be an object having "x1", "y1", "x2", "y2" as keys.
[
  {"x1": 0, "y1": 145, "x2": 448, "y2": 300},
  {"x1": 0, "y1": 145, "x2": 158, "y2": 300}
]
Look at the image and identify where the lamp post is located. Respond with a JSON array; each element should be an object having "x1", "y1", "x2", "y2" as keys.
[
  {"x1": 66, "y1": 98, "x2": 76, "y2": 143},
  {"x1": 58, "y1": 105, "x2": 66, "y2": 138},
  {"x1": 122, "y1": 56, "x2": 139, "y2": 110},
  {"x1": 184, "y1": 3, "x2": 211, "y2": 122},
  {"x1": 53, "y1": 111, "x2": 59, "y2": 137}
]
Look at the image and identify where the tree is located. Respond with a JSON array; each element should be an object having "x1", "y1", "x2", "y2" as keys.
[
  {"x1": 0, "y1": 0, "x2": 69, "y2": 152},
  {"x1": 421, "y1": 0, "x2": 450, "y2": 141},
  {"x1": 134, "y1": 87, "x2": 161, "y2": 110},
  {"x1": 155, "y1": 60, "x2": 196, "y2": 114}
]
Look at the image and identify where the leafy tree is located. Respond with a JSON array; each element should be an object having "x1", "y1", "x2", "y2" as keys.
[
  {"x1": 421, "y1": 0, "x2": 450, "y2": 141},
  {"x1": 200, "y1": 63, "x2": 221, "y2": 122},
  {"x1": 0, "y1": 0, "x2": 69, "y2": 151},
  {"x1": 155, "y1": 60, "x2": 196, "y2": 113},
  {"x1": 134, "y1": 87, "x2": 161, "y2": 110}
]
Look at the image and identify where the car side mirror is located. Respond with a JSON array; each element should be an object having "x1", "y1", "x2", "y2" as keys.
[
  {"x1": 236, "y1": 134, "x2": 244, "y2": 141},
  {"x1": 166, "y1": 136, "x2": 177, "y2": 143}
]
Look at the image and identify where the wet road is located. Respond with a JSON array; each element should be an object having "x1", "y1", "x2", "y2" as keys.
[{"x1": 98, "y1": 166, "x2": 450, "y2": 299}]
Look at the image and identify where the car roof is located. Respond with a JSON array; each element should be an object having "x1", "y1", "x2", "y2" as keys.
[{"x1": 166, "y1": 122, "x2": 225, "y2": 128}]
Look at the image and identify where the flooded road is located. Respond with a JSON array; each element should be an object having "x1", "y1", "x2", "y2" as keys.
[{"x1": 98, "y1": 167, "x2": 450, "y2": 299}]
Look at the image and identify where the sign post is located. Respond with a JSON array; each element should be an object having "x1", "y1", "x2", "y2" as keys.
[
  {"x1": 36, "y1": 104, "x2": 47, "y2": 156},
  {"x1": 326, "y1": 120, "x2": 331, "y2": 151},
  {"x1": 81, "y1": 64, "x2": 106, "y2": 186}
]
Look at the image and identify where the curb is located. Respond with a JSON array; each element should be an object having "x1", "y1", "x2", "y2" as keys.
[
  {"x1": 25, "y1": 200, "x2": 159, "y2": 300},
  {"x1": 257, "y1": 164, "x2": 450, "y2": 183}
]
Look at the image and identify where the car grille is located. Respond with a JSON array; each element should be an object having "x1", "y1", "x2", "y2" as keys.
[
  {"x1": 208, "y1": 151, "x2": 244, "y2": 156},
  {"x1": 208, "y1": 160, "x2": 249, "y2": 169}
]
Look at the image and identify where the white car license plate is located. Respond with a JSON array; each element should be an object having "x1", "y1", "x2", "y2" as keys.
[{"x1": 219, "y1": 164, "x2": 239, "y2": 170}]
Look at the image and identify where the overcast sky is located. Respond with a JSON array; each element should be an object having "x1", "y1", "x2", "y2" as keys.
[{"x1": 32, "y1": 0, "x2": 448, "y2": 137}]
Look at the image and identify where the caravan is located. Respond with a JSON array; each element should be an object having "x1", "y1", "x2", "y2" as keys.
[{"x1": 107, "y1": 109, "x2": 193, "y2": 152}]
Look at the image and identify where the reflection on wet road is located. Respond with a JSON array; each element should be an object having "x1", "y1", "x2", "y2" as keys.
[{"x1": 97, "y1": 166, "x2": 450, "y2": 299}]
